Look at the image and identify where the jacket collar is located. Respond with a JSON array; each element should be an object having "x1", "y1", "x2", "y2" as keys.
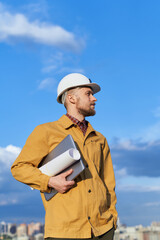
[
  {"x1": 58, "y1": 114, "x2": 97, "y2": 138},
  {"x1": 58, "y1": 114, "x2": 75, "y2": 129}
]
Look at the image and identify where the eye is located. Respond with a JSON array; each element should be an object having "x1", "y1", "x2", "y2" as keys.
[{"x1": 85, "y1": 89, "x2": 94, "y2": 97}]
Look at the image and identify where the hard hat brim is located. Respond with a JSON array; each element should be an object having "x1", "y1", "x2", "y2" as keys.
[{"x1": 57, "y1": 82, "x2": 101, "y2": 104}]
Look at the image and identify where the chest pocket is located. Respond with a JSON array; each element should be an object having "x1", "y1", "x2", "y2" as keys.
[{"x1": 85, "y1": 139, "x2": 103, "y2": 173}]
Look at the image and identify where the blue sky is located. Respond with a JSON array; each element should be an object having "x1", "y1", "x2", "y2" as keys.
[{"x1": 1, "y1": 0, "x2": 160, "y2": 227}]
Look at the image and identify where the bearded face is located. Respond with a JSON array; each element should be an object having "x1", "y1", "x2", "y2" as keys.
[{"x1": 74, "y1": 87, "x2": 97, "y2": 117}]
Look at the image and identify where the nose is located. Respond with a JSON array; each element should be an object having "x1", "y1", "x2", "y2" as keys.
[{"x1": 91, "y1": 95, "x2": 97, "y2": 102}]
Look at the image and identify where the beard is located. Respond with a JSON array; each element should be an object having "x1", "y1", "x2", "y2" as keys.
[
  {"x1": 78, "y1": 106, "x2": 96, "y2": 117},
  {"x1": 75, "y1": 95, "x2": 96, "y2": 117}
]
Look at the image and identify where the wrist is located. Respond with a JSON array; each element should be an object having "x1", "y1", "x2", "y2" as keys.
[{"x1": 48, "y1": 177, "x2": 53, "y2": 188}]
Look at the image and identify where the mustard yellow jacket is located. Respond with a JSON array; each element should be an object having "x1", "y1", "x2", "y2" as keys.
[{"x1": 11, "y1": 115, "x2": 117, "y2": 238}]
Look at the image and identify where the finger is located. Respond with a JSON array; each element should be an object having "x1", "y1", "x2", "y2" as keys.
[
  {"x1": 66, "y1": 180, "x2": 75, "y2": 186},
  {"x1": 63, "y1": 169, "x2": 73, "y2": 177}
]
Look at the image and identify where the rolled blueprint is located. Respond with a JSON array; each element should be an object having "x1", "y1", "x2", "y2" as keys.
[{"x1": 39, "y1": 148, "x2": 80, "y2": 177}]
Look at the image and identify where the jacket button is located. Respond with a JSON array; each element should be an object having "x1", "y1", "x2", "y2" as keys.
[
  {"x1": 88, "y1": 216, "x2": 90, "y2": 220},
  {"x1": 88, "y1": 189, "x2": 91, "y2": 193}
]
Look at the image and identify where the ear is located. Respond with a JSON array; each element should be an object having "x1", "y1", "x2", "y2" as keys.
[{"x1": 67, "y1": 93, "x2": 76, "y2": 104}]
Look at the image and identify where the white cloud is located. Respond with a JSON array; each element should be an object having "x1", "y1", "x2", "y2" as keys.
[
  {"x1": 57, "y1": 67, "x2": 84, "y2": 74},
  {"x1": 41, "y1": 51, "x2": 65, "y2": 73},
  {"x1": 0, "y1": 145, "x2": 21, "y2": 171},
  {"x1": 23, "y1": 2, "x2": 49, "y2": 17},
  {"x1": 117, "y1": 184, "x2": 160, "y2": 192},
  {"x1": 0, "y1": 3, "x2": 85, "y2": 52},
  {"x1": 131, "y1": 105, "x2": 160, "y2": 142},
  {"x1": 111, "y1": 138, "x2": 148, "y2": 151},
  {"x1": 112, "y1": 139, "x2": 139, "y2": 150},
  {"x1": 115, "y1": 173, "x2": 160, "y2": 193},
  {"x1": 38, "y1": 78, "x2": 56, "y2": 90},
  {"x1": 41, "y1": 51, "x2": 85, "y2": 74},
  {"x1": 141, "y1": 121, "x2": 160, "y2": 142},
  {"x1": 42, "y1": 65, "x2": 57, "y2": 73},
  {"x1": 115, "y1": 167, "x2": 127, "y2": 179},
  {"x1": 145, "y1": 202, "x2": 160, "y2": 207},
  {"x1": 111, "y1": 137, "x2": 160, "y2": 153},
  {"x1": 0, "y1": 194, "x2": 18, "y2": 206},
  {"x1": 42, "y1": 65, "x2": 84, "y2": 75}
]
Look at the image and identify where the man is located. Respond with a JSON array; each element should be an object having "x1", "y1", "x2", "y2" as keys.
[{"x1": 11, "y1": 73, "x2": 117, "y2": 240}]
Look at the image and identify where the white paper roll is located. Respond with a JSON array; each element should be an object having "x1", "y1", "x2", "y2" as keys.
[{"x1": 39, "y1": 148, "x2": 80, "y2": 177}]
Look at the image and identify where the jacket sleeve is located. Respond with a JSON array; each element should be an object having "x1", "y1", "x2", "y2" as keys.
[
  {"x1": 11, "y1": 125, "x2": 51, "y2": 192},
  {"x1": 101, "y1": 138, "x2": 118, "y2": 229}
]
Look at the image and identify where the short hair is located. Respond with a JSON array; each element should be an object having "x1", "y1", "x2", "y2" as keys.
[
  {"x1": 61, "y1": 87, "x2": 81, "y2": 108},
  {"x1": 61, "y1": 91, "x2": 68, "y2": 106}
]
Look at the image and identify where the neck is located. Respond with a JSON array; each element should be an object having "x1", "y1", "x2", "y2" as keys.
[{"x1": 67, "y1": 110, "x2": 85, "y2": 122}]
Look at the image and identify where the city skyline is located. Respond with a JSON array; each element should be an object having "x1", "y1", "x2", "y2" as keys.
[
  {"x1": 1, "y1": 220, "x2": 160, "y2": 240},
  {"x1": 0, "y1": 0, "x2": 160, "y2": 226}
]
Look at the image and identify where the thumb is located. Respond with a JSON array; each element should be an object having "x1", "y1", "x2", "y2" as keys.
[{"x1": 63, "y1": 169, "x2": 73, "y2": 177}]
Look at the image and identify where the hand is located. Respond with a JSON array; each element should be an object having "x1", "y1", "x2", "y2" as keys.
[{"x1": 48, "y1": 169, "x2": 75, "y2": 194}]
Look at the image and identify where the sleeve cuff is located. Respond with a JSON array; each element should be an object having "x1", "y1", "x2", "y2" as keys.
[
  {"x1": 40, "y1": 174, "x2": 51, "y2": 193},
  {"x1": 113, "y1": 216, "x2": 118, "y2": 230}
]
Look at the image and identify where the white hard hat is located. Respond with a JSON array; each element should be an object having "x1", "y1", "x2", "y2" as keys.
[{"x1": 57, "y1": 73, "x2": 101, "y2": 103}]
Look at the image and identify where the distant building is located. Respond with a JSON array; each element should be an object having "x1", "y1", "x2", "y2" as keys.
[
  {"x1": 17, "y1": 223, "x2": 27, "y2": 237},
  {"x1": 0, "y1": 221, "x2": 8, "y2": 234},
  {"x1": 8, "y1": 223, "x2": 17, "y2": 236},
  {"x1": 114, "y1": 222, "x2": 160, "y2": 240},
  {"x1": 13, "y1": 236, "x2": 29, "y2": 240},
  {"x1": 1, "y1": 220, "x2": 160, "y2": 240},
  {"x1": 142, "y1": 222, "x2": 160, "y2": 240},
  {"x1": 34, "y1": 233, "x2": 44, "y2": 240},
  {"x1": 114, "y1": 225, "x2": 144, "y2": 240},
  {"x1": 28, "y1": 222, "x2": 44, "y2": 236}
]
